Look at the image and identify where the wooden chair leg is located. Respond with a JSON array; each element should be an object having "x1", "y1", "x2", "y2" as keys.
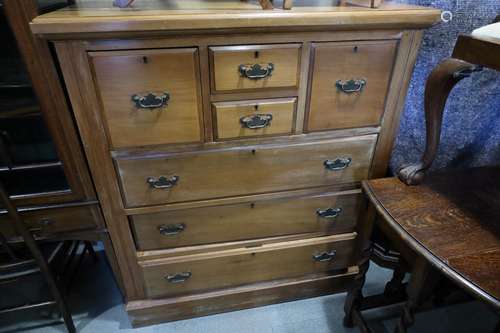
[
  {"x1": 84, "y1": 241, "x2": 99, "y2": 263},
  {"x1": 344, "y1": 201, "x2": 376, "y2": 331},
  {"x1": 258, "y1": 0, "x2": 274, "y2": 9},
  {"x1": 344, "y1": 250, "x2": 371, "y2": 332},
  {"x1": 384, "y1": 264, "x2": 406, "y2": 297},
  {"x1": 283, "y1": 0, "x2": 293, "y2": 9},
  {"x1": 395, "y1": 256, "x2": 438, "y2": 333},
  {"x1": 0, "y1": 183, "x2": 76, "y2": 333}
]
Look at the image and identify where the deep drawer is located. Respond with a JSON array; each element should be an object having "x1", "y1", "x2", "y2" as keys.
[
  {"x1": 140, "y1": 233, "x2": 356, "y2": 298},
  {"x1": 210, "y1": 44, "x2": 301, "y2": 92},
  {"x1": 213, "y1": 98, "x2": 296, "y2": 140},
  {"x1": 307, "y1": 40, "x2": 397, "y2": 131},
  {"x1": 89, "y1": 48, "x2": 203, "y2": 148},
  {"x1": 115, "y1": 134, "x2": 377, "y2": 207},
  {"x1": 131, "y1": 191, "x2": 362, "y2": 251}
]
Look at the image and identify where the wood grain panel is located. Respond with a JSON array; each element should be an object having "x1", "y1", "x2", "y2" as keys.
[
  {"x1": 131, "y1": 191, "x2": 362, "y2": 250},
  {"x1": 213, "y1": 98, "x2": 296, "y2": 140},
  {"x1": 141, "y1": 233, "x2": 356, "y2": 298},
  {"x1": 89, "y1": 48, "x2": 203, "y2": 148},
  {"x1": 127, "y1": 267, "x2": 357, "y2": 326},
  {"x1": 210, "y1": 44, "x2": 301, "y2": 92},
  {"x1": 116, "y1": 134, "x2": 377, "y2": 207},
  {"x1": 307, "y1": 40, "x2": 397, "y2": 131}
]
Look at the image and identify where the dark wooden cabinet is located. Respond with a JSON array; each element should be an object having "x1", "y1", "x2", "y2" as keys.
[{"x1": 0, "y1": 0, "x2": 94, "y2": 207}]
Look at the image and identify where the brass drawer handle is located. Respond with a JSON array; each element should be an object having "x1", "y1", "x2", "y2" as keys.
[
  {"x1": 240, "y1": 114, "x2": 273, "y2": 129},
  {"x1": 313, "y1": 250, "x2": 337, "y2": 262},
  {"x1": 316, "y1": 207, "x2": 342, "y2": 219},
  {"x1": 324, "y1": 157, "x2": 352, "y2": 171},
  {"x1": 158, "y1": 223, "x2": 186, "y2": 236},
  {"x1": 147, "y1": 176, "x2": 179, "y2": 189},
  {"x1": 335, "y1": 79, "x2": 366, "y2": 94},
  {"x1": 238, "y1": 63, "x2": 274, "y2": 79},
  {"x1": 165, "y1": 272, "x2": 192, "y2": 283},
  {"x1": 131, "y1": 92, "x2": 170, "y2": 109}
]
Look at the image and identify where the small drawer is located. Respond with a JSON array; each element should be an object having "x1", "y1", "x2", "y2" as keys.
[
  {"x1": 0, "y1": 205, "x2": 100, "y2": 239},
  {"x1": 115, "y1": 134, "x2": 377, "y2": 207},
  {"x1": 141, "y1": 233, "x2": 356, "y2": 298},
  {"x1": 89, "y1": 48, "x2": 203, "y2": 148},
  {"x1": 213, "y1": 98, "x2": 296, "y2": 140},
  {"x1": 307, "y1": 40, "x2": 398, "y2": 131},
  {"x1": 210, "y1": 44, "x2": 301, "y2": 93},
  {"x1": 131, "y1": 191, "x2": 362, "y2": 251}
]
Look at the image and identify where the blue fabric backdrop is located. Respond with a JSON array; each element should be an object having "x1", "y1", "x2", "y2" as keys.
[{"x1": 389, "y1": 0, "x2": 500, "y2": 175}]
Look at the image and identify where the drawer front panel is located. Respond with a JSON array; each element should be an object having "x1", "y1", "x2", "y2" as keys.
[
  {"x1": 141, "y1": 234, "x2": 356, "y2": 298},
  {"x1": 132, "y1": 191, "x2": 362, "y2": 251},
  {"x1": 213, "y1": 98, "x2": 296, "y2": 140},
  {"x1": 307, "y1": 40, "x2": 397, "y2": 131},
  {"x1": 116, "y1": 135, "x2": 377, "y2": 207},
  {"x1": 210, "y1": 44, "x2": 301, "y2": 92},
  {"x1": 0, "y1": 205, "x2": 100, "y2": 239},
  {"x1": 90, "y1": 48, "x2": 202, "y2": 148}
]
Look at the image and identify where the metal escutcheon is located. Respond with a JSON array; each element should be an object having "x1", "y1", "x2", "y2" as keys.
[
  {"x1": 165, "y1": 272, "x2": 192, "y2": 283},
  {"x1": 240, "y1": 114, "x2": 273, "y2": 129},
  {"x1": 158, "y1": 223, "x2": 186, "y2": 236},
  {"x1": 238, "y1": 63, "x2": 274, "y2": 79},
  {"x1": 131, "y1": 92, "x2": 170, "y2": 109},
  {"x1": 316, "y1": 207, "x2": 342, "y2": 219},
  {"x1": 324, "y1": 157, "x2": 352, "y2": 171},
  {"x1": 313, "y1": 250, "x2": 337, "y2": 262},
  {"x1": 335, "y1": 79, "x2": 366, "y2": 94},
  {"x1": 147, "y1": 176, "x2": 179, "y2": 189}
]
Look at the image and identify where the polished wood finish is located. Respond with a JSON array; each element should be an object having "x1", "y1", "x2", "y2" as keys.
[
  {"x1": 398, "y1": 58, "x2": 481, "y2": 185},
  {"x1": 141, "y1": 233, "x2": 356, "y2": 298},
  {"x1": 210, "y1": 44, "x2": 301, "y2": 92},
  {"x1": 116, "y1": 135, "x2": 376, "y2": 207},
  {"x1": 452, "y1": 34, "x2": 500, "y2": 71},
  {"x1": 398, "y1": 33, "x2": 498, "y2": 185},
  {"x1": 213, "y1": 98, "x2": 296, "y2": 140},
  {"x1": 366, "y1": 169, "x2": 500, "y2": 308},
  {"x1": 32, "y1": 0, "x2": 440, "y2": 324},
  {"x1": 0, "y1": 204, "x2": 101, "y2": 239},
  {"x1": 131, "y1": 190, "x2": 362, "y2": 250},
  {"x1": 30, "y1": 1, "x2": 441, "y2": 37},
  {"x1": 307, "y1": 40, "x2": 398, "y2": 131},
  {"x1": 90, "y1": 48, "x2": 203, "y2": 148},
  {"x1": 127, "y1": 267, "x2": 357, "y2": 326},
  {"x1": 55, "y1": 41, "x2": 146, "y2": 300}
]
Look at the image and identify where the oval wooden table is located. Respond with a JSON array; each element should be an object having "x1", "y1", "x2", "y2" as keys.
[{"x1": 360, "y1": 167, "x2": 500, "y2": 332}]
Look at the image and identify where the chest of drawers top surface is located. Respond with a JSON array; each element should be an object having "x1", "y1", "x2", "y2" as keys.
[{"x1": 31, "y1": 0, "x2": 440, "y2": 37}]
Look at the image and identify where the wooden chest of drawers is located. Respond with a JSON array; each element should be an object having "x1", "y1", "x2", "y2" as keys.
[{"x1": 31, "y1": 0, "x2": 440, "y2": 327}]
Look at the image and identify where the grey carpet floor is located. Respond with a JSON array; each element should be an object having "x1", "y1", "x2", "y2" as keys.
[{"x1": 0, "y1": 250, "x2": 497, "y2": 333}]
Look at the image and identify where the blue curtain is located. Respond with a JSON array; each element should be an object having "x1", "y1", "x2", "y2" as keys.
[{"x1": 389, "y1": 0, "x2": 500, "y2": 175}]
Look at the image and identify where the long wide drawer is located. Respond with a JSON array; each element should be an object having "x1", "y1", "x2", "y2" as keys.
[
  {"x1": 116, "y1": 135, "x2": 377, "y2": 207},
  {"x1": 140, "y1": 233, "x2": 356, "y2": 298},
  {"x1": 131, "y1": 191, "x2": 362, "y2": 251}
]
